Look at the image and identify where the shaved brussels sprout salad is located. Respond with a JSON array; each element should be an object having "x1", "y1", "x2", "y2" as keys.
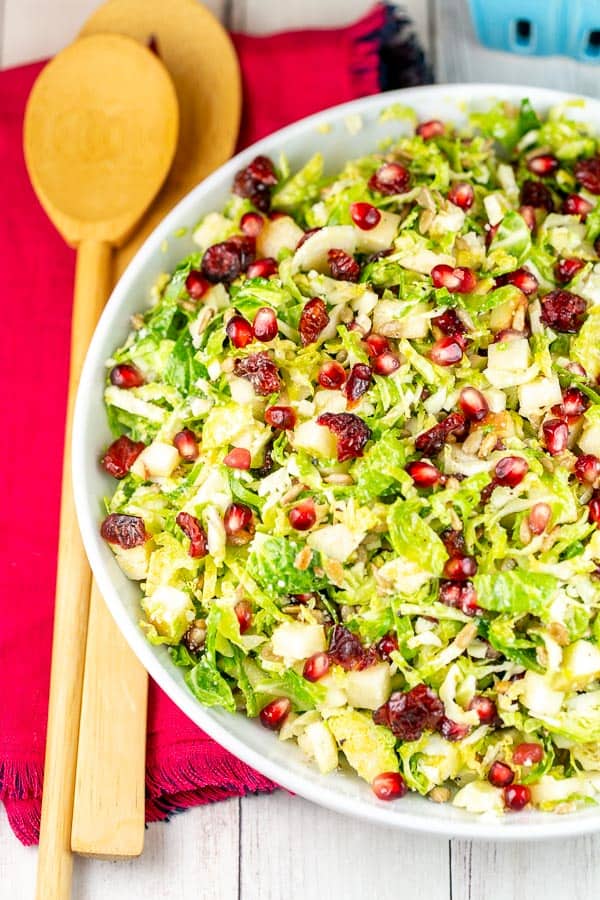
[{"x1": 100, "y1": 99, "x2": 600, "y2": 816}]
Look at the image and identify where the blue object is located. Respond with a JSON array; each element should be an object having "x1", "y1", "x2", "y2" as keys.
[{"x1": 468, "y1": 0, "x2": 600, "y2": 62}]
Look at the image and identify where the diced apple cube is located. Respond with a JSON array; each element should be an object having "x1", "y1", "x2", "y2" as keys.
[
  {"x1": 293, "y1": 418, "x2": 338, "y2": 459},
  {"x1": 256, "y1": 215, "x2": 304, "y2": 259},
  {"x1": 297, "y1": 721, "x2": 339, "y2": 774},
  {"x1": 353, "y1": 210, "x2": 400, "y2": 253},
  {"x1": 344, "y1": 663, "x2": 391, "y2": 710},
  {"x1": 131, "y1": 442, "x2": 181, "y2": 479},
  {"x1": 487, "y1": 337, "x2": 530, "y2": 372},
  {"x1": 521, "y1": 671, "x2": 565, "y2": 715},
  {"x1": 578, "y1": 421, "x2": 600, "y2": 456},
  {"x1": 271, "y1": 622, "x2": 326, "y2": 662},
  {"x1": 555, "y1": 640, "x2": 600, "y2": 691},
  {"x1": 112, "y1": 541, "x2": 152, "y2": 581},
  {"x1": 307, "y1": 524, "x2": 363, "y2": 563},
  {"x1": 518, "y1": 376, "x2": 563, "y2": 418},
  {"x1": 292, "y1": 225, "x2": 356, "y2": 273},
  {"x1": 373, "y1": 299, "x2": 431, "y2": 339}
]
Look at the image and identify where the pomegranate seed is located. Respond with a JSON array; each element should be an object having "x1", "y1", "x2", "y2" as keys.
[
  {"x1": 260, "y1": 697, "x2": 291, "y2": 730},
  {"x1": 173, "y1": 428, "x2": 199, "y2": 461},
  {"x1": 247, "y1": 257, "x2": 278, "y2": 279},
  {"x1": 429, "y1": 336, "x2": 463, "y2": 366},
  {"x1": 224, "y1": 447, "x2": 251, "y2": 469},
  {"x1": 288, "y1": 498, "x2": 316, "y2": 531},
  {"x1": 368, "y1": 162, "x2": 410, "y2": 195},
  {"x1": 468, "y1": 695, "x2": 498, "y2": 725},
  {"x1": 373, "y1": 351, "x2": 400, "y2": 376},
  {"x1": 350, "y1": 201, "x2": 381, "y2": 230},
  {"x1": 528, "y1": 502, "x2": 551, "y2": 535},
  {"x1": 493, "y1": 327, "x2": 527, "y2": 343},
  {"x1": 265, "y1": 405, "x2": 296, "y2": 429},
  {"x1": 303, "y1": 652, "x2": 330, "y2": 682},
  {"x1": 543, "y1": 418, "x2": 569, "y2": 456},
  {"x1": 109, "y1": 363, "x2": 144, "y2": 389},
  {"x1": 416, "y1": 119, "x2": 445, "y2": 140},
  {"x1": 562, "y1": 387, "x2": 589, "y2": 419},
  {"x1": 240, "y1": 211, "x2": 264, "y2": 237},
  {"x1": 459, "y1": 386, "x2": 489, "y2": 422},
  {"x1": 364, "y1": 333, "x2": 390, "y2": 357},
  {"x1": 564, "y1": 361, "x2": 587, "y2": 378},
  {"x1": 512, "y1": 742, "x2": 544, "y2": 767},
  {"x1": 443, "y1": 555, "x2": 477, "y2": 580},
  {"x1": 590, "y1": 495, "x2": 600, "y2": 524},
  {"x1": 226, "y1": 314, "x2": 253, "y2": 348},
  {"x1": 431, "y1": 264, "x2": 476, "y2": 293},
  {"x1": 439, "y1": 580, "x2": 479, "y2": 616},
  {"x1": 527, "y1": 154, "x2": 559, "y2": 176},
  {"x1": 521, "y1": 180, "x2": 553, "y2": 212},
  {"x1": 485, "y1": 222, "x2": 500, "y2": 246},
  {"x1": 448, "y1": 181, "x2": 474, "y2": 210},
  {"x1": 555, "y1": 257, "x2": 585, "y2": 283},
  {"x1": 185, "y1": 269, "x2": 210, "y2": 299},
  {"x1": 176, "y1": 512, "x2": 208, "y2": 558},
  {"x1": 574, "y1": 156, "x2": 600, "y2": 194},
  {"x1": 372, "y1": 772, "x2": 407, "y2": 801},
  {"x1": 453, "y1": 266, "x2": 477, "y2": 293},
  {"x1": 317, "y1": 361, "x2": 346, "y2": 389},
  {"x1": 488, "y1": 761, "x2": 514, "y2": 788},
  {"x1": 494, "y1": 456, "x2": 529, "y2": 487},
  {"x1": 234, "y1": 600, "x2": 253, "y2": 634},
  {"x1": 574, "y1": 454, "x2": 600, "y2": 484},
  {"x1": 252, "y1": 306, "x2": 278, "y2": 341},
  {"x1": 296, "y1": 226, "x2": 322, "y2": 250},
  {"x1": 496, "y1": 267, "x2": 538, "y2": 295},
  {"x1": 439, "y1": 718, "x2": 471, "y2": 742},
  {"x1": 224, "y1": 503, "x2": 254, "y2": 544},
  {"x1": 344, "y1": 363, "x2": 372, "y2": 404},
  {"x1": 562, "y1": 194, "x2": 594, "y2": 218},
  {"x1": 503, "y1": 784, "x2": 531, "y2": 811},
  {"x1": 519, "y1": 204, "x2": 537, "y2": 230},
  {"x1": 406, "y1": 460, "x2": 443, "y2": 487},
  {"x1": 376, "y1": 633, "x2": 398, "y2": 660},
  {"x1": 100, "y1": 435, "x2": 145, "y2": 479}
]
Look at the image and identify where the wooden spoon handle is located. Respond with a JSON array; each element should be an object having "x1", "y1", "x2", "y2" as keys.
[
  {"x1": 71, "y1": 580, "x2": 148, "y2": 857},
  {"x1": 36, "y1": 239, "x2": 112, "y2": 900}
]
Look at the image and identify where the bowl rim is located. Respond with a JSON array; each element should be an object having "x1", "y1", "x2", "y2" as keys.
[{"x1": 73, "y1": 82, "x2": 600, "y2": 840}]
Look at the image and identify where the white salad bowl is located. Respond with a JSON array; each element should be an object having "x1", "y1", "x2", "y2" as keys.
[{"x1": 73, "y1": 83, "x2": 600, "y2": 840}]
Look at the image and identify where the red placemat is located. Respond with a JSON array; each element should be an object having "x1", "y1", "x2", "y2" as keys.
[{"x1": 0, "y1": 3, "x2": 428, "y2": 845}]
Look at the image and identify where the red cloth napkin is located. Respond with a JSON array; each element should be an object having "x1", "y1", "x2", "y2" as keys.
[{"x1": 0, "y1": 5, "x2": 388, "y2": 845}]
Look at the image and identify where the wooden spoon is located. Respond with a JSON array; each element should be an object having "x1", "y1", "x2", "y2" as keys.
[
  {"x1": 69, "y1": 0, "x2": 241, "y2": 860},
  {"x1": 24, "y1": 33, "x2": 178, "y2": 900}
]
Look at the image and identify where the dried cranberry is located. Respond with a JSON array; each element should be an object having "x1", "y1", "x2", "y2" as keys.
[
  {"x1": 468, "y1": 695, "x2": 498, "y2": 725},
  {"x1": 555, "y1": 257, "x2": 585, "y2": 283},
  {"x1": 233, "y1": 156, "x2": 277, "y2": 212},
  {"x1": 318, "y1": 361, "x2": 346, "y2": 389},
  {"x1": 520, "y1": 179, "x2": 553, "y2": 211},
  {"x1": 368, "y1": 162, "x2": 410, "y2": 195},
  {"x1": 247, "y1": 156, "x2": 277, "y2": 185},
  {"x1": 574, "y1": 156, "x2": 600, "y2": 194},
  {"x1": 344, "y1": 363, "x2": 372, "y2": 404},
  {"x1": 495, "y1": 268, "x2": 538, "y2": 295},
  {"x1": 439, "y1": 717, "x2": 470, "y2": 742},
  {"x1": 562, "y1": 194, "x2": 593, "y2": 218},
  {"x1": 202, "y1": 236, "x2": 255, "y2": 284},
  {"x1": 265, "y1": 405, "x2": 296, "y2": 430},
  {"x1": 350, "y1": 201, "x2": 381, "y2": 230},
  {"x1": 512, "y1": 742, "x2": 544, "y2": 766},
  {"x1": 540, "y1": 289, "x2": 587, "y2": 333},
  {"x1": 185, "y1": 269, "x2": 210, "y2": 299},
  {"x1": 317, "y1": 412, "x2": 371, "y2": 461},
  {"x1": 303, "y1": 652, "x2": 330, "y2": 682},
  {"x1": 503, "y1": 784, "x2": 530, "y2": 811},
  {"x1": 448, "y1": 181, "x2": 475, "y2": 210},
  {"x1": 224, "y1": 503, "x2": 255, "y2": 545},
  {"x1": 415, "y1": 411, "x2": 467, "y2": 455},
  {"x1": 109, "y1": 363, "x2": 144, "y2": 389},
  {"x1": 176, "y1": 511, "x2": 209, "y2": 558},
  {"x1": 295, "y1": 227, "x2": 322, "y2": 250},
  {"x1": 416, "y1": 119, "x2": 445, "y2": 140},
  {"x1": 432, "y1": 308, "x2": 468, "y2": 341},
  {"x1": 439, "y1": 580, "x2": 479, "y2": 616},
  {"x1": 328, "y1": 248, "x2": 360, "y2": 282},
  {"x1": 371, "y1": 772, "x2": 407, "y2": 801},
  {"x1": 489, "y1": 761, "x2": 514, "y2": 787},
  {"x1": 527, "y1": 154, "x2": 558, "y2": 177},
  {"x1": 100, "y1": 435, "x2": 145, "y2": 479},
  {"x1": 234, "y1": 600, "x2": 253, "y2": 634},
  {"x1": 100, "y1": 513, "x2": 147, "y2": 548},
  {"x1": 440, "y1": 529, "x2": 467, "y2": 559},
  {"x1": 260, "y1": 697, "x2": 291, "y2": 730},
  {"x1": 233, "y1": 352, "x2": 281, "y2": 396},
  {"x1": 299, "y1": 297, "x2": 329, "y2": 346},
  {"x1": 328, "y1": 624, "x2": 371, "y2": 671},
  {"x1": 375, "y1": 684, "x2": 445, "y2": 741},
  {"x1": 376, "y1": 633, "x2": 398, "y2": 660}
]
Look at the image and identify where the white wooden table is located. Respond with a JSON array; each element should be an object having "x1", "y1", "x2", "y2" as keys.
[{"x1": 3, "y1": 1, "x2": 600, "y2": 897}]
